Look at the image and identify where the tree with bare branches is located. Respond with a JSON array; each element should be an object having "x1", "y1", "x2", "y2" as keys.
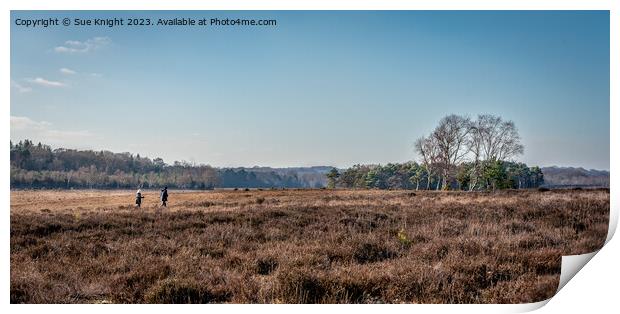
[
  {"x1": 415, "y1": 135, "x2": 440, "y2": 190},
  {"x1": 475, "y1": 114, "x2": 524, "y2": 161},
  {"x1": 430, "y1": 114, "x2": 472, "y2": 189},
  {"x1": 414, "y1": 113, "x2": 525, "y2": 190}
]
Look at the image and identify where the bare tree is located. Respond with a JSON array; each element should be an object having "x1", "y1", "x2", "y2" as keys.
[
  {"x1": 476, "y1": 114, "x2": 524, "y2": 161},
  {"x1": 431, "y1": 114, "x2": 472, "y2": 189},
  {"x1": 466, "y1": 117, "x2": 486, "y2": 190},
  {"x1": 465, "y1": 114, "x2": 524, "y2": 190},
  {"x1": 415, "y1": 135, "x2": 440, "y2": 190}
]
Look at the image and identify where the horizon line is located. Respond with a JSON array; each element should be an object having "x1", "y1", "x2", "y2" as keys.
[{"x1": 9, "y1": 139, "x2": 610, "y2": 172}]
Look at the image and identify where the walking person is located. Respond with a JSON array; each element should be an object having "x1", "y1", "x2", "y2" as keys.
[
  {"x1": 160, "y1": 187, "x2": 168, "y2": 207},
  {"x1": 135, "y1": 189, "x2": 145, "y2": 208}
]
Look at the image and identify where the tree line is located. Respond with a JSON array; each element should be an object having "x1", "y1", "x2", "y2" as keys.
[
  {"x1": 327, "y1": 114, "x2": 544, "y2": 190},
  {"x1": 11, "y1": 114, "x2": 543, "y2": 191},
  {"x1": 10, "y1": 140, "x2": 316, "y2": 189},
  {"x1": 327, "y1": 161, "x2": 543, "y2": 190}
]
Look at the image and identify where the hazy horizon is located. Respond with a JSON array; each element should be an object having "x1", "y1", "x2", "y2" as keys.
[
  {"x1": 8, "y1": 137, "x2": 611, "y2": 172},
  {"x1": 11, "y1": 11, "x2": 610, "y2": 170}
]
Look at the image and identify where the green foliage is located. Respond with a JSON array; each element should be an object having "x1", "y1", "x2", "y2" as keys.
[
  {"x1": 455, "y1": 164, "x2": 472, "y2": 190},
  {"x1": 326, "y1": 168, "x2": 340, "y2": 189},
  {"x1": 408, "y1": 164, "x2": 426, "y2": 190},
  {"x1": 333, "y1": 160, "x2": 544, "y2": 191},
  {"x1": 483, "y1": 160, "x2": 508, "y2": 190},
  {"x1": 397, "y1": 229, "x2": 412, "y2": 247}
]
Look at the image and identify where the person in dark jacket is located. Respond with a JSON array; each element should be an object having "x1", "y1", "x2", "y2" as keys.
[
  {"x1": 135, "y1": 189, "x2": 145, "y2": 208},
  {"x1": 160, "y1": 187, "x2": 168, "y2": 207}
]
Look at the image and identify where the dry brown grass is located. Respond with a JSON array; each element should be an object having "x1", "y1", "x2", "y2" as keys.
[{"x1": 10, "y1": 188, "x2": 609, "y2": 304}]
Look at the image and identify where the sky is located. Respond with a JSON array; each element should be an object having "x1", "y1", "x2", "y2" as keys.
[{"x1": 10, "y1": 11, "x2": 610, "y2": 170}]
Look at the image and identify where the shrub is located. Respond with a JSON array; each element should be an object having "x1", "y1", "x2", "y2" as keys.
[{"x1": 397, "y1": 229, "x2": 412, "y2": 247}]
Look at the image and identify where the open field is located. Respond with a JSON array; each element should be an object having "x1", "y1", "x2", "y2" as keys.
[{"x1": 10, "y1": 189, "x2": 609, "y2": 304}]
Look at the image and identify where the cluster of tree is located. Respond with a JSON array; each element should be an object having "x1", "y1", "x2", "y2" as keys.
[
  {"x1": 10, "y1": 140, "x2": 319, "y2": 189},
  {"x1": 327, "y1": 114, "x2": 544, "y2": 190},
  {"x1": 327, "y1": 160, "x2": 543, "y2": 190}
]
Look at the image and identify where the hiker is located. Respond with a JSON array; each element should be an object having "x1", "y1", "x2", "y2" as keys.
[
  {"x1": 160, "y1": 187, "x2": 168, "y2": 207},
  {"x1": 135, "y1": 189, "x2": 145, "y2": 208}
]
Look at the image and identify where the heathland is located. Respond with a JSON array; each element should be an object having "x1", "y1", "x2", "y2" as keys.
[{"x1": 10, "y1": 188, "x2": 609, "y2": 304}]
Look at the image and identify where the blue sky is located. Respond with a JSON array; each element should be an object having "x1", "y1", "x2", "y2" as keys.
[{"x1": 10, "y1": 11, "x2": 610, "y2": 169}]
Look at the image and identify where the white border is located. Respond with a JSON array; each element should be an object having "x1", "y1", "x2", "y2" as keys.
[{"x1": 2, "y1": 1, "x2": 616, "y2": 313}]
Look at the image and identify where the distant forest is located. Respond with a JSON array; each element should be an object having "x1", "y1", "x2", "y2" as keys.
[
  {"x1": 541, "y1": 167, "x2": 609, "y2": 188},
  {"x1": 10, "y1": 135, "x2": 607, "y2": 190},
  {"x1": 10, "y1": 140, "x2": 327, "y2": 189}
]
